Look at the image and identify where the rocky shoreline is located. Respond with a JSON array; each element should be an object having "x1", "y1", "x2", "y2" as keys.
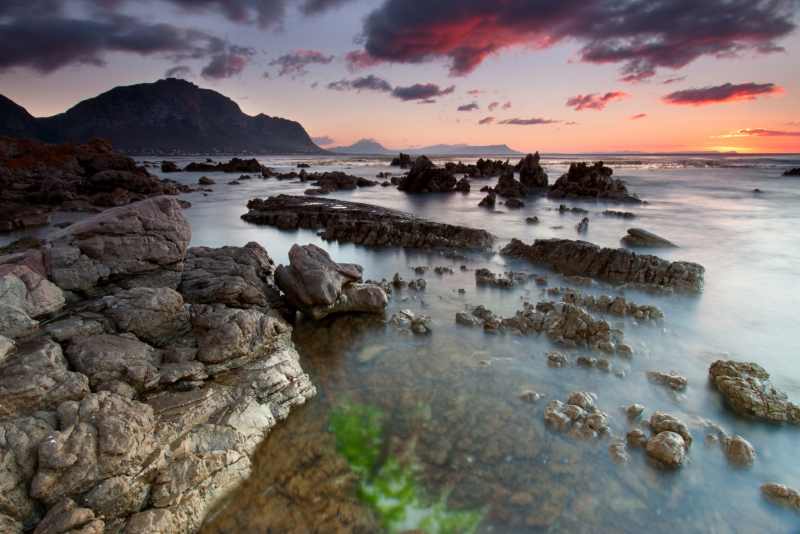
[{"x1": 0, "y1": 197, "x2": 321, "y2": 533}]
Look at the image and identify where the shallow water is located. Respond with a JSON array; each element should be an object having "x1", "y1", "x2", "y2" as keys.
[{"x1": 8, "y1": 153, "x2": 800, "y2": 531}]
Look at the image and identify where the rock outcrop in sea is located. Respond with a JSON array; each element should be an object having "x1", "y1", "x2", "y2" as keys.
[
  {"x1": 397, "y1": 156, "x2": 457, "y2": 193},
  {"x1": 709, "y1": 360, "x2": 800, "y2": 424},
  {"x1": 501, "y1": 238, "x2": 704, "y2": 293},
  {"x1": 515, "y1": 152, "x2": 548, "y2": 189},
  {"x1": 549, "y1": 162, "x2": 640, "y2": 202},
  {"x1": 0, "y1": 197, "x2": 316, "y2": 533},
  {"x1": 242, "y1": 195, "x2": 494, "y2": 250}
]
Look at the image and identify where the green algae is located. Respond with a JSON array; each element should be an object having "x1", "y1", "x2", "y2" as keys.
[{"x1": 329, "y1": 402, "x2": 483, "y2": 534}]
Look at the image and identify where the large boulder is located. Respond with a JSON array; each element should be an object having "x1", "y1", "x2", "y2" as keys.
[
  {"x1": 275, "y1": 244, "x2": 387, "y2": 320},
  {"x1": 0, "y1": 338, "x2": 89, "y2": 416},
  {"x1": 0, "y1": 264, "x2": 64, "y2": 339},
  {"x1": 397, "y1": 156, "x2": 457, "y2": 193},
  {"x1": 516, "y1": 152, "x2": 548, "y2": 189},
  {"x1": 179, "y1": 242, "x2": 279, "y2": 308},
  {"x1": 45, "y1": 196, "x2": 191, "y2": 293},
  {"x1": 709, "y1": 360, "x2": 800, "y2": 424},
  {"x1": 494, "y1": 171, "x2": 527, "y2": 198},
  {"x1": 30, "y1": 392, "x2": 156, "y2": 505},
  {"x1": 100, "y1": 287, "x2": 190, "y2": 346},
  {"x1": 66, "y1": 334, "x2": 161, "y2": 392}
]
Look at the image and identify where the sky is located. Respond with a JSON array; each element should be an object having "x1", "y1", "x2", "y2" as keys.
[{"x1": 1, "y1": 0, "x2": 800, "y2": 153}]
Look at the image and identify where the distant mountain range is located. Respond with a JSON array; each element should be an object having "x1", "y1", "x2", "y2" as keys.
[
  {"x1": 331, "y1": 138, "x2": 523, "y2": 157},
  {"x1": 0, "y1": 78, "x2": 323, "y2": 155}
]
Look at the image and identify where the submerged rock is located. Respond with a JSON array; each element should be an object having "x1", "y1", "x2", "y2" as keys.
[
  {"x1": 501, "y1": 238, "x2": 704, "y2": 293},
  {"x1": 761, "y1": 483, "x2": 800, "y2": 510},
  {"x1": 243, "y1": 195, "x2": 494, "y2": 250},
  {"x1": 478, "y1": 192, "x2": 496, "y2": 209},
  {"x1": 621, "y1": 228, "x2": 677, "y2": 248},
  {"x1": 544, "y1": 391, "x2": 609, "y2": 439},
  {"x1": 709, "y1": 360, "x2": 800, "y2": 424},
  {"x1": 783, "y1": 167, "x2": 800, "y2": 177},
  {"x1": 722, "y1": 435, "x2": 756, "y2": 466},
  {"x1": 647, "y1": 371, "x2": 688, "y2": 391},
  {"x1": 275, "y1": 244, "x2": 387, "y2": 320}
]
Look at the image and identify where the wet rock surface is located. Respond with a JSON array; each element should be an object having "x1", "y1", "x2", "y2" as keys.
[
  {"x1": 242, "y1": 194, "x2": 495, "y2": 250},
  {"x1": 709, "y1": 360, "x2": 800, "y2": 424},
  {"x1": 501, "y1": 238, "x2": 705, "y2": 293},
  {"x1": 0, "y1": 198, "x2": 316, "y2": 533}
]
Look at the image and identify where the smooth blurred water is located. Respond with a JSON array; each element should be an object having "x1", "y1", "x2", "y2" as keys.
[{"x1": 8, "y1": 153, "x2": 800, "y2": 532}]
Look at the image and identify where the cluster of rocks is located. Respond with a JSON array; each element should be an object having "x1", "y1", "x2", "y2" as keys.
[
  {"x1": 550, "y1": 288, "x2": 664, "y2": 322},
  {"x1": 445, "y1": 158, "x2": 511, "y2": 178},
  {"x1": 455, "y1": 301, "x2": 630, "y2": 354},
  {"x1": 762, "y1": 483, "x2": 800, "y2": 510},
  {"x1": 783, "y1": 167, "x2": 800, "y2": 177},
  {"x1": 389, "y1": 309, "x2": 432, "y2": 335},
  {"x1": 558, "y1": 205, "x2": 588, "y2": 215},
  {"x1": 396, "y1": 156, "x2": 457, "y2": 193},
  {"x1": 621, "y1": 228, "x2": 677, "y2": 248},
  {"x1": 603, "y1": 210, "x2": 636, "y2": 219},
  {"x1": 474, "y1": 268, "x2": 533, "y2": 289},
  {"x1": 709, "y1": 360, "x2": 800, "y2": 424},
  {"x1": 501, "y1": 238, "x2": 705, "y2": 293},
  {"x1": 275, "y1": 244, "x2": 387, "y2": 320},
  {"x1": 303, "y1": 172, "x2": 377, "y2": 195},
  {"x1": 544, "y1": 391, "x2": 610, "y2": 440},
  {"x1": 549, "y1": 162, "x2": 640, "y2": 203},
  {"x1": 0, "y1": 137, "x2": 188, "y2": 232},
  {"x1": 515, "y1": 152, "x2": 548, "y2": 189},
  {"x1": 0, "y1": 197, "x2": 320, "y2": 533},
  {"x1": 390, "y1": 153, "x2": 412, "y2": 168},
  {"x1": 182, "y1": 158, "x2": 266, "y2": 174},
  {"x1": 242, "y1": 195, "x2": 494, "y2": 250}
]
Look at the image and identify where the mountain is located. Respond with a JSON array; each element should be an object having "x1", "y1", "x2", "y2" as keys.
[
  {"x1": 331, "y1": 138, "x2": 393, "y2": 155},
  {"x1": 0, "y1": 78, "x2": 324, "y2": 155},
  {"x1": 409, "y1": 144, "x2": 522, "y2": 156},
  {"x1": 332, "y1": 139, "x2": 523, "y2": 156},
  {"x1": 0, "y1": 95, "x2": 39, "y2": 138}
]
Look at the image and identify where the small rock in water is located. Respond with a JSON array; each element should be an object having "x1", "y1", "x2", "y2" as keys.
[
  {"x1": 627, "y1": 429, "x2": 648, "y2": 448},
  {"x1": 646, "y1": 431, "x2": 687, "y2": 468},
  {"x1": 505, "y1": 198, "x2": 525, "y2": 209},
  {"x1": 547, "y1": 351, "x2": 568, "y2": 368},
  {"x1": 519, "y1": 389, "x2": 543, "y2": 403},
  {"x1": 625, "y1": 404, "x2": 645, "y2": 420},
  {"x1": 761, "y1": 483, "x2": 800, "y2": 510},
  {"x1": 722, "y1": 435, "x2": 756, "y2": 467},
  {"x1": 649, "y1": 411, "x2": 693, "y2": 446},
  {"x1": 525, "y1": 216, "x2": 539, "y2": 224},
  {"x1": 609, "y1": 440, "x2": 630, "y2": 464},
  {"x1": 647, "y1": 370, "x2": 688, "y2": 391},
  {"x1": 408, "y1": 278, "x2": 426, "y2": 291},
  {"x1": 621, "y1": 228, "x2": 677, "y2": 248},
  {"x1": 455, "y1": 312, "x2": 480, "y2": 327},
  {"x1": 576, "y1": 217, "x2": 589, "y2": 233},
  {"x1": 709, "y1": 360, "x2": 800, "y2": 424}
]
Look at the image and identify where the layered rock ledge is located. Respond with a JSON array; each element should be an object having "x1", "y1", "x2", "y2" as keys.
[
  {"x1": 501, "y1": 238, "x2": 704, "y2": 293},
  {"x1": 242, "y1": 194, "x2": 495, "y2": 250},
  {"x1": 0, "y1": 197, "x2": 316, "y2": 533}
]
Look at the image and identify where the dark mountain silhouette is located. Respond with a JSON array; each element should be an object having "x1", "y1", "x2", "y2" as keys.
[{"x1": 0, "y1": 78, "x2": 323, "y2": 155}]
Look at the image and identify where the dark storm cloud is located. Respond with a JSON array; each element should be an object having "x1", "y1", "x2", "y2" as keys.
[
  {"x1": 457, "y1": 102, "x2": 479, "y2": 111},
  {"x1": 269, "y1": 50, "x2": 334, "y2": 77},
  {"x1": 201, "y1": 46, "x2": 255, "y2": 79},
  {"x1": 498, "y1": 117, "x2": 561, "y2": 125},
  {"x1": 566, "y1": 91, "x2": 628, "y2": 111},
  {"x1": 165, "y1": 65, "x2": 192, "y2": 78},
  {"x1": 0, "y1": 0, "x2": 355, "y2": 75},
  {"x1": 391, "y1": 83, "x2": 455, "y2": 102},
  {"x1": 0, "y1": 13, "x2": 226, "y2": 73},
  {"x1": 327, "y1": 75, "x2": 393, "y2": 92},
  {"x1": 663, "y1": 82, "x2": 783, "y2": 105},
  {"x1": 353, "y1": 0, "x2": 797, "y2": 79},
  {"x1": 300, "y1": 0, "x2": 354, "y2": 15}
]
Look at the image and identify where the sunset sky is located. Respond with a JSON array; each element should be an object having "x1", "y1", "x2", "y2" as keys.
[{"x1": 2, "y1": 0, "x2": 799, "y2": 153}]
